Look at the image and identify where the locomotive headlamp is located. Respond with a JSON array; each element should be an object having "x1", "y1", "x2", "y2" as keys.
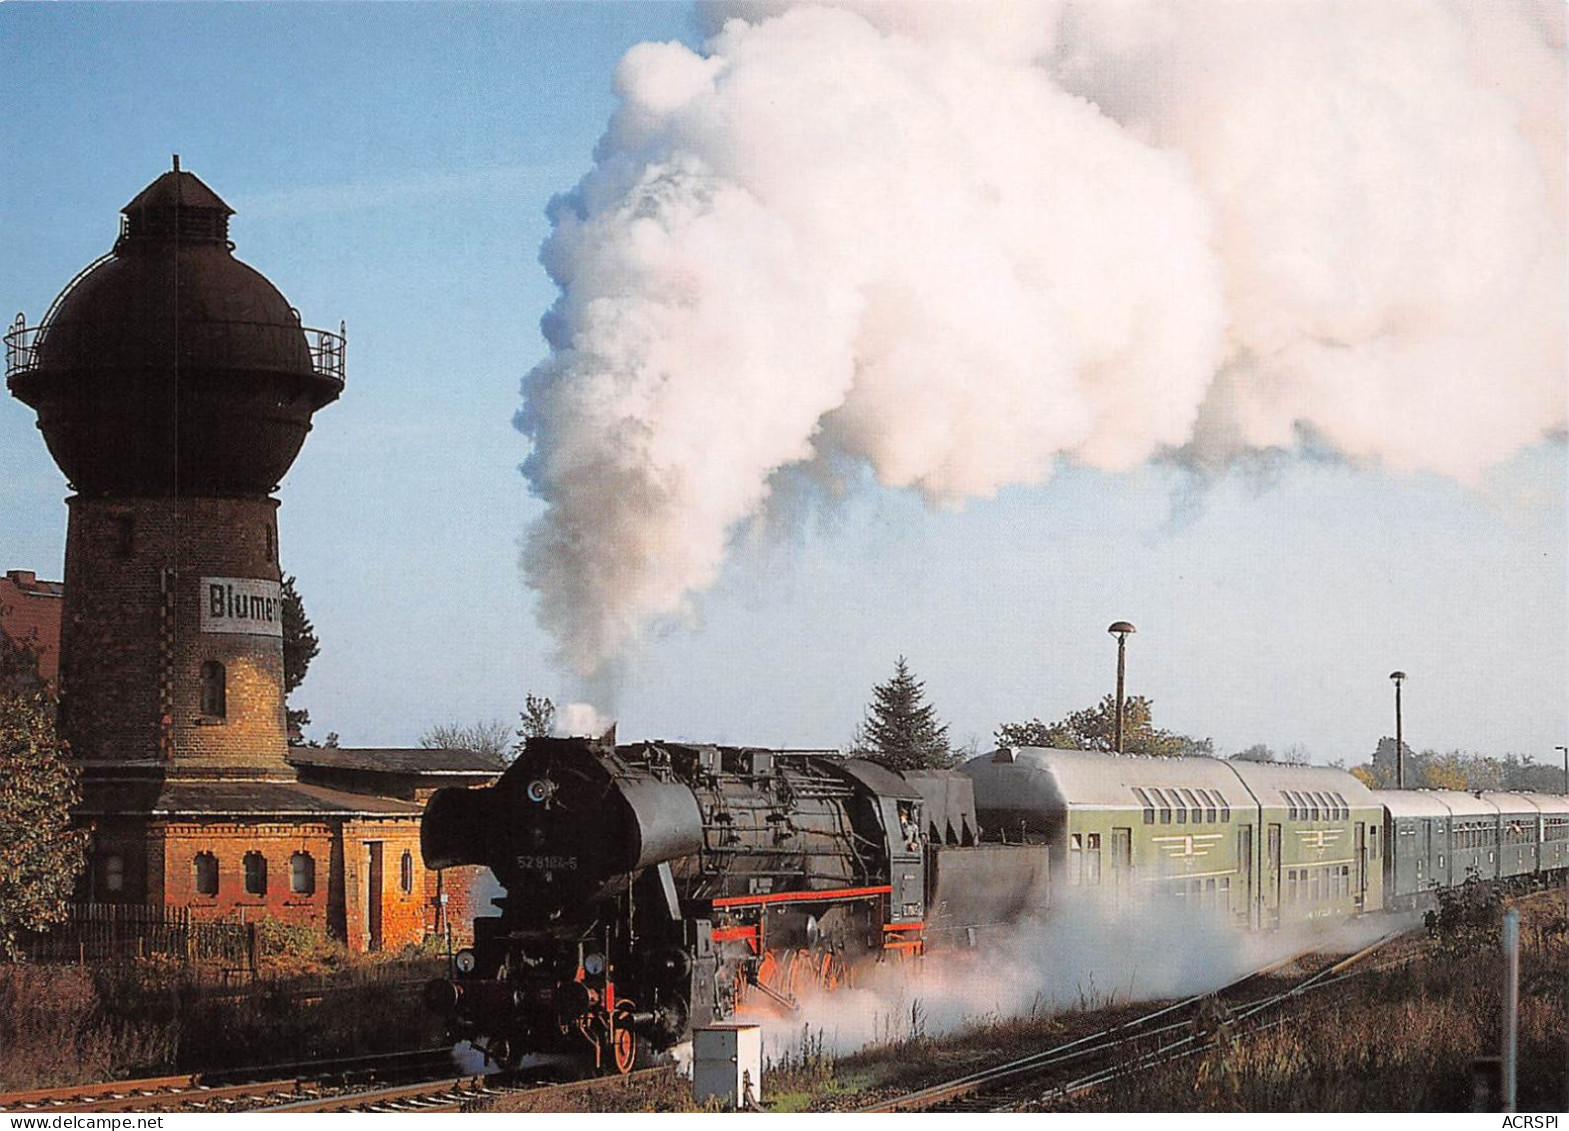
[
  {"x1": 454, "y1": 949, "x2": 477, "y2": 975},
  {"x1": 583, "y1": 952, "x2": 607, "y2": 977},
  {"x1": 527, "y1": 778, "x2": 556, "y2": 804}
]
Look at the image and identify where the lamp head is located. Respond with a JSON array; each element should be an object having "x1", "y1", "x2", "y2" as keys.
[{"x1": 1108, "y1": 621, "x2": 1137, "y2": 637}]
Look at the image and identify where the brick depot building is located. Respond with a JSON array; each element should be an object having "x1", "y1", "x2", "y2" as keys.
[{"x1": 5, "y1": 163, "x2": 499, "y2": 952}]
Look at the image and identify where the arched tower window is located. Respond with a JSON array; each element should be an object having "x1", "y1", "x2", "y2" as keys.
[
  {"x1": 113, "y1": 514, "x2": 135, "y2": 558},
  {"x1": 103, "y1": 852, "x2": 125, "y2": 893},
  {"x1": 200, "y1": 660, "x2": 226, "y2": 717},
  {"x1": 399, "y1": 849, "x2": 414, "y2": 895},
  {"x1": 193, "y1": 852, "x2": 219, "y2": 896},
  {"x1": 243, "y1": 851, "x2": 267, "y2": 896},
  {"x1": 290, "y1": 851, "x2": 315, "y2": 896}
]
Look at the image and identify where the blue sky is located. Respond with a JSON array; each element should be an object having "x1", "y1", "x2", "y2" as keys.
[{"x1": 2, "y1": 3, "x2": 1563, "y2": 767}]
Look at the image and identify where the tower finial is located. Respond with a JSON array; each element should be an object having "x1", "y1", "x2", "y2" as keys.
[{"x1": 172, "y1": 154, "x2": 180, "y2": 173}]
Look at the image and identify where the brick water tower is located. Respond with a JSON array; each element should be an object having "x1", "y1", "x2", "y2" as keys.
[{"x1": 6, "y1": 158, "x2": 344, "y2": 778}]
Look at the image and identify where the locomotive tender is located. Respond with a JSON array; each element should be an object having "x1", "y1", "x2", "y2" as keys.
[
  {"x1": 421, "y1": 739, "x2": 1569, "y2": 1073},
  {"x1": 419, "y1": 736, "x2": 1048, "y2": 1072}
]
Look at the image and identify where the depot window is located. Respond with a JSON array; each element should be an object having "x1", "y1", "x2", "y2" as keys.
[
  {"x1": 103, "y1": 853, "x2": 125, "y2": 894},
  {"x1": 243, "y1": 851, "x2": 267, "y2": 897},
  {"x1": 194, "y1": 852, "x2": 219, "y2": 896},
  {"x1": 290, "y1": 851, "x2": 315, "y2": 896},
  {"x1": 400, "y1": 849, "x2": 414, "y2": 895}
]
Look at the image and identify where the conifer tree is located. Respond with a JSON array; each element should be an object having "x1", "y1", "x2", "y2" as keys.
[{"x1": 851, "y1": 656, "x2": 953, "y2": 772}]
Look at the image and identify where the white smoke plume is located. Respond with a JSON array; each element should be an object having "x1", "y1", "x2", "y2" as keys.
[
  {"x1": 518, "y1": 0, "x2": 1565, "y2": 675},
  {"x1": 553, "y1": 700, "x2": 616, "y2": 737},
  {"x1": 735, "y1": 892, "x2": 1409, "y2": 1064}
]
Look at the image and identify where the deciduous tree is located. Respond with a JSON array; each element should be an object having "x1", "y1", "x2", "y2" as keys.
[
  {"x1": 0, "y1": 691, "x2": 87, "y2": 958},
  {"x1": 995, "y1": 694, "x2": 1213, "y2": 758},
  {"x1": 420, "y1": 719, "x2": 512, "y2": 759}
]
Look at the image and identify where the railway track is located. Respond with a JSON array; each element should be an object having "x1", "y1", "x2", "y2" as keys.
[
  {"x1": 862, "y1": 933, "x2": 1408, "y2": 1113},
  {"x1": 0, "y1": 1047, "x2": 459, "y2": 1114},
  {"x1": 265, "y1": 1066, "x2": 678, "y2": 1113}
]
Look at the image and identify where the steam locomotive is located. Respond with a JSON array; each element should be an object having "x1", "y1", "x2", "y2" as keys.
[
  {"x1": 419, "y1": 736, "x2": 1048, "y2": 1073},
  {"x1": 422, "y1": 737, "x2": 1569, "y2": 1074}
]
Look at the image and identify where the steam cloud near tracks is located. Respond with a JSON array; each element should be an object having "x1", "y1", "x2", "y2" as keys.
[
  {"x1": 738, "y1": 892, "x2": 1407, "y2": 1063},
  {"x1": 448, "y1": 878, "x2": 1405, "y2": 1072},
  {"x1": 517, "y1": 0, "x2": 1566, "y2": 675}
]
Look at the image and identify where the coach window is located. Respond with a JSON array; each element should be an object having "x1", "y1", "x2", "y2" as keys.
[
  {"x1": 1156, "y1": 790, "x2": 1173, "y2": 825},
  {"x1": 291, "y1": 852, "x2": 316, "y2": 896},
  {"x1": 400, "y1": 850, "x2": 415, "y2": 895},
  {"x1": 1173, "y1": 792, "x2": 1187, "y2": 824},
  {"x1": 1135, "y1": 788, "x2": 1155, "y2": 825},
  {"x1": 1069, "y1": 834, "x2": 1084, "y2": 886},
  {"x1": 1201, "y1": 790, "x2": 1217, "y2": 824},
  {"x1": 1283, "y1": 792, "x2": 1297, "y2": 821},
  {"x1": 200, "y1": 661, "x2": 227, "y2": 717},
  {"x1": 194, "y1": 852, "x2": 219, "y2": 896},
  {"x1": 244, "y1": 851, "x2": 267, "y2": 897}
]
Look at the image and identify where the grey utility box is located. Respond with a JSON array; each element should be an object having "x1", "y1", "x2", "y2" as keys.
[{"x1": 693, "y1": 1023, "x2": 763, "y2": 1109}]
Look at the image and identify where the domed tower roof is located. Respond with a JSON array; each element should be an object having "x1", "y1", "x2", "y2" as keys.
[{"x1": 6, "y1": 158, "x2": 344, "y2": 497}]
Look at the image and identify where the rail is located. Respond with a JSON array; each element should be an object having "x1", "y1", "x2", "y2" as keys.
[
  {"x1": 860, "y1": 935, "x2": 1406, "y2": 1113},
  {"x1": 5, "y1": 315, "x2": 346, "y2": 385}
]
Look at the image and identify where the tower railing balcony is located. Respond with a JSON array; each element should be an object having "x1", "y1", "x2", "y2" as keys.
[{"x1": 5, "y1": 314, "x2": 346, "y2": 386}]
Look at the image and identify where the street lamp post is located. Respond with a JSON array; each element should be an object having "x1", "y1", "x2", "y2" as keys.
[
  {"x1": 1108, "y1": 622, "x2": 1137, "y2": 754},
  {"x1": 1389, "y1": 671, "x2": 1407, "y2": 789}
]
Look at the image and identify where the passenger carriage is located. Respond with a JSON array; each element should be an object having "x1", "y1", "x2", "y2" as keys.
[
  {"x1": 1226, "y1": 761, "x2": 1385, "y2": 927},
  {"x1": 1530, "y1": 793, "x2": 1569, "y2": 874},
  {"x1": 1377, "y1": 790, "x2": 1451, "y2": 907},
  {"x1": 963, "y1": 748, "x2": 1383, "y2": 932}
]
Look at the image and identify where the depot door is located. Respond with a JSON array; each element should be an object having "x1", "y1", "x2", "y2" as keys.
[{"x1": 365, "y1": 842, "x2": 384, "y2": 953}]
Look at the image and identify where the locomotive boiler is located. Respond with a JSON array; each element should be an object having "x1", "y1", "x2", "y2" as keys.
[{"x1": 420, "y1": 736, "x2": 1048, "y2": 1072}]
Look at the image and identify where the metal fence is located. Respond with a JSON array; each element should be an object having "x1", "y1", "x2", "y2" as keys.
[{"x1": 18, "y1": 903, "x2": 256, "y2": 970}]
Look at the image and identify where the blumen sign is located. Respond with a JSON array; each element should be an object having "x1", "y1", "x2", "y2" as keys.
[{"x1": 201, "y1": 577, "x2": 284, "y2": 637}]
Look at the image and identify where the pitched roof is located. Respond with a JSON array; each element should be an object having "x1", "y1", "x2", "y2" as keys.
[
  {"x1": 286, "y1": 746, "x2": 505, "y2": 776},
  {"x1": 77, "y1": 777, "x2": 422, "y2": 818}
]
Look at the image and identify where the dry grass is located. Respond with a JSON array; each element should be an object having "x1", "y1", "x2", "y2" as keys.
[
  {"x1": 0, "y1": 951, "x2": 447, "y2": 1090},
  {"x1": 1060, "y1": 895, "x2": 1569, "y2": 1112}
]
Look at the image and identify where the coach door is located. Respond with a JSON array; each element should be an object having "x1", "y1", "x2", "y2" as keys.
[
  {"x1": 1265, "y1": 824, "x2": 1282, "y2": 928},
  {"x1": 1238, "y1": 825, "x2": 1254, "y2": 929},
  {"x1": 1111, "y1": 828, "x2": 1132, "y2": 902},
  {"x1": 1354, "y1": 822, "x2": 1367, "y2": 909}
]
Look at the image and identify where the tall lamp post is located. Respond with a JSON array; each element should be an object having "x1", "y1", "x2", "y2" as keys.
[
  {"x1": 1556, "y1": 745, "x2": 1567, "y2": 795},
  {"x1": 1389, "y1": 671, "x2": 1407, "y2": 789},
  {"x1": 1108, "y1": 621, "x2": 1137, "y2": 754}
]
